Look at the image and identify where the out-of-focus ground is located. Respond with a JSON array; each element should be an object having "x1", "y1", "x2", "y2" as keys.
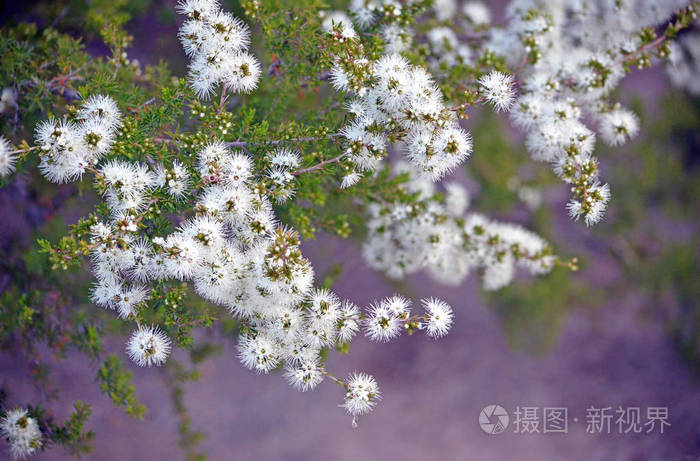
[{"x1": 1, "y1": 1, "x2": 699, "y2": 460}]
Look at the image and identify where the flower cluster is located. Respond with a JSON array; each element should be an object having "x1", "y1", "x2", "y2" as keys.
[
  {"x1": 0, "y1": 409, "x2": 42, "y2": 460},
  {"x1": 264, "y1": 147, "x2": 301, "y2": 203},
  {"x1": 27, "y1": 94, "x2": 457, "y2": 423},
  {"x1": 364, "y1": 294, "x2": 455, "y2": 341},
  {"x1": 177, "y1": 0, "x2": 261, "y2": 98},
  {"x1": 342, "y1": 372, "x2": 381, "y2": 428},
  {"x1": 492, "y1": 0, "x2": 695, "y2": 224},
  {"x1": 34, "y1": 95, "x2": 121, "y2": 183},
  {"x1": 331, "y1": 52, "x2": 473, "y2": 183},
  {"x1": 667, "y1": 30, "x2": 700, "y2": 95},
  {"x1": 363, "y1": 163, "x2": 557, "y2": 290},
  {"x1": 348, "y1": 0, "x2": 421, "y2": 53},
  {"x1": 425, "y1": 26, "x2": 473, "y2": 70},
  {"x1": 422, "y1": 1, "x2": 492, "y2": 70}
]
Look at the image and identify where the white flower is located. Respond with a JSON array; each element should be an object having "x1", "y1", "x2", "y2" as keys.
[
  {"x1": 0, "y1": 87, "x2": 17, "y2": 114},
  {"x1": 225, "y1": 151, "x2": 253, "y2": 186},
  {"x1": 100, "y1": 160, "x2": 155, "y2": 211},
  {"x1": 463, "y1": 1, "x2": 491, "y2": 25},
  {"x1": 421, "y1": 297, "x2": 453, "y2": 338},
  {"x1": 383, "y1": 294, "x2": 411, "y2": 318},
  {"x1": 197, "y1": 140, "x2": 230, "y2": 180},
  {"x1": 32, "y1": 94, "x2": 122, "y2": 183},
  {"x1": 444, "y1": 182, "x2": 470, "y2": 216},
  {"x1": 341, "y1": 372, "x2": 381, "y2": 420},
  {"x1": 567, "y1": 182, "x2": 611, "y2": 226},
  {"x1": 269, "y1": 148, "x2": 301, "y2": 169},
  {"x1": 156, "y1": 160, "x2": 191, "y2": 198},
  {"x1": 381, "y1": 24, "x2": 410, "y2": 54},
  {"x1": 432, "y1": 0, "x2": 457, "y2": 22},
  {"x1": 34, "y1": 118, "x2": 84, "y2": 183},
  {"x1": 482, "y1": 255, "x2": 515, "y2": 291},
  {"x1": 237, "y1": 333, "x2": 279, "y2": 373},
  {"x1": 114, "y1": 284, "x2": 149, "y2": 318},
  {"x1": 76, "y1": 94, "x2": 122, "y2": 129},
  {"x1": 341, "y1": 171, "x2": 362, "y2": 188},
  {"x1": 510, "y1": 93, "x2": 544, "y2": 129},
  {"x1": 176, "y1": 0, "x2": 220, "y2": 19},
  {"x1": 349, "y1": 0, "x2": 379, "y2": 29},
  {"x1": 177, "y1": 0, "x2": 260, "y2": 98},
  {"x1": 321, "y1": 11, "x2": 356, "y2": 39},
  {"x1": 364, "y1": 300, "x2": 401, "y2": 342},
  {"x1": 90, "y1": 275, "x2": 123, "y2": 308},
  {"x1": 0, "y1": 408, "x2": 42, "y2": 459},
  {"x1": 329, "y1": 63, "x2": 350, "y2": 92},
  {"x1": 127, "y1": 238, "x2": 154, "y2": 282},
  {"x1": 0, "y1": 136, "x2": 17, "y2": 177},
  {"x1": 307, "y1": 289, "x2": 341, "y2": 322},
  {"x1": 127, "y1": 325, "x2": 172, "y2": 367},
  {"x1": 79, "y1": 118, "x2": 115, "y2": 158},
  {"x1": 479, "y1": 71, "x2": 516, "y2": 112},
  {"x1": 284, "y1": 359, "x2": 325, "y2": 391},
  {"x1": 224, "y1": 53, "x2": 262, "y2": 94},
  {"x1": 337, "y1": 300, "x2": 361, "y2": 343},
  {"x1": 427, "y1": 27, "x2": 458, "y2": 55},
  {"x1": 599, "y1": 109, "x2": 640, "y2": 146}
]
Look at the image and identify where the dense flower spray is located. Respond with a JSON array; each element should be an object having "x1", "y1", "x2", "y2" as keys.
[
  {"x1": 495, "y1": 0, "x2": 697, "y2": 224},
  {"x1": 177, "y1": 0, "x2": 261, "y2": 98},
  {"x1": 0, "y1": 0, "x2": 695, "y2": 447}
]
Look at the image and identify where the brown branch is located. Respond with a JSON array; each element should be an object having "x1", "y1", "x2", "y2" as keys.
[
  {"x1": 154, "y1": 133, "x2": 341, "y2": 149},
  {"x1": 9, "y1": 146, "x2": 40, "y2": 155},
  {"x1": 292, "y1": 151, "x2": 348, "y2": 176},
  {"x1": 616, "y1": 34, "x2": 667, "y2": 67}
]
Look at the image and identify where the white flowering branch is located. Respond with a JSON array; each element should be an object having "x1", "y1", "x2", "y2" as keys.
[{"x1": 0, "y1": 0, "x2": 694, "y2": 447}]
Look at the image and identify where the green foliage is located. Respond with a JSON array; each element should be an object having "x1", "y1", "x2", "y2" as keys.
[
  {"x1": 46, "y1": 401, "x2": 95, "y2": 458},
  {"x1": 165, "y1": 355, "x2": 214, "y2": 461},
  {"x1": 97, "y1": 355, "x2": 146, "y2": 419}
]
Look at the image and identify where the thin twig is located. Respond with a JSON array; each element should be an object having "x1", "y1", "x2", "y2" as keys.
[
  {"x1": 9, "y1": 146, "x2": 40, "y2": 155},
  {"x1": 292, "y1": 151, "x2": 348, "y2": 176},
  {"x1": 615, "y1": 34, "x2": 667, "y2": 68},
  {"x1": 218, "y1": 86, "x2": 227, "y2": 113},
  {"x1": 154, "y1": 133, "x2": 341, "y2": 149}
]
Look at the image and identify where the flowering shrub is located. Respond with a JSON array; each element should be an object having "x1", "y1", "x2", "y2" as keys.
[{"x1": 0, "y1": 0, "x2": 696, "y2": 457}]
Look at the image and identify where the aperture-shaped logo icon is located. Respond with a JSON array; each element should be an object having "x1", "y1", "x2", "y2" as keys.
[{"x1": 479, "y1": 405, "x2": 509, "y2": 434}]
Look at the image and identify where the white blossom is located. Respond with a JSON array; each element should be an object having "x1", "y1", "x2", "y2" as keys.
[
  {"x1": 341, "y1": 372, "x2": 381, "y2": 422},
  {"x1": 364, "y1": 300, "x2": 402, "y2": 342},
  {"x1": 479, "y1": 71, "x2": 516, "y2": 112},
  {"x1": 34, "y1": 95, "x2": 121, "y2": 183},
  {"x1": 284, "y1": 359, "x2": 325, "y2": 391},
  {"x1": 156, "y1": 160, "x2": 191, "y2": 198},
  {"x1": 127, "y1": 325, "x2": 172, "y2": 367},
  {"x1": 0, "y1": 409, "x2": 42, "y2": 459},
  {"x1": 421, "y1": 297, "x2": 454, "y2": 338},
  {"x1": 599, "y1": 109, "x2": 640, "y2": 146},
  {"x1": 177, "y1": 0, "x2": 260, "y2": 98},
  {"x1": 463, "y1": 1, "x2": 491, "y2": 25},
  {"x1": 0, "y1": 136, "x2": 17, "y2": 177}
]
